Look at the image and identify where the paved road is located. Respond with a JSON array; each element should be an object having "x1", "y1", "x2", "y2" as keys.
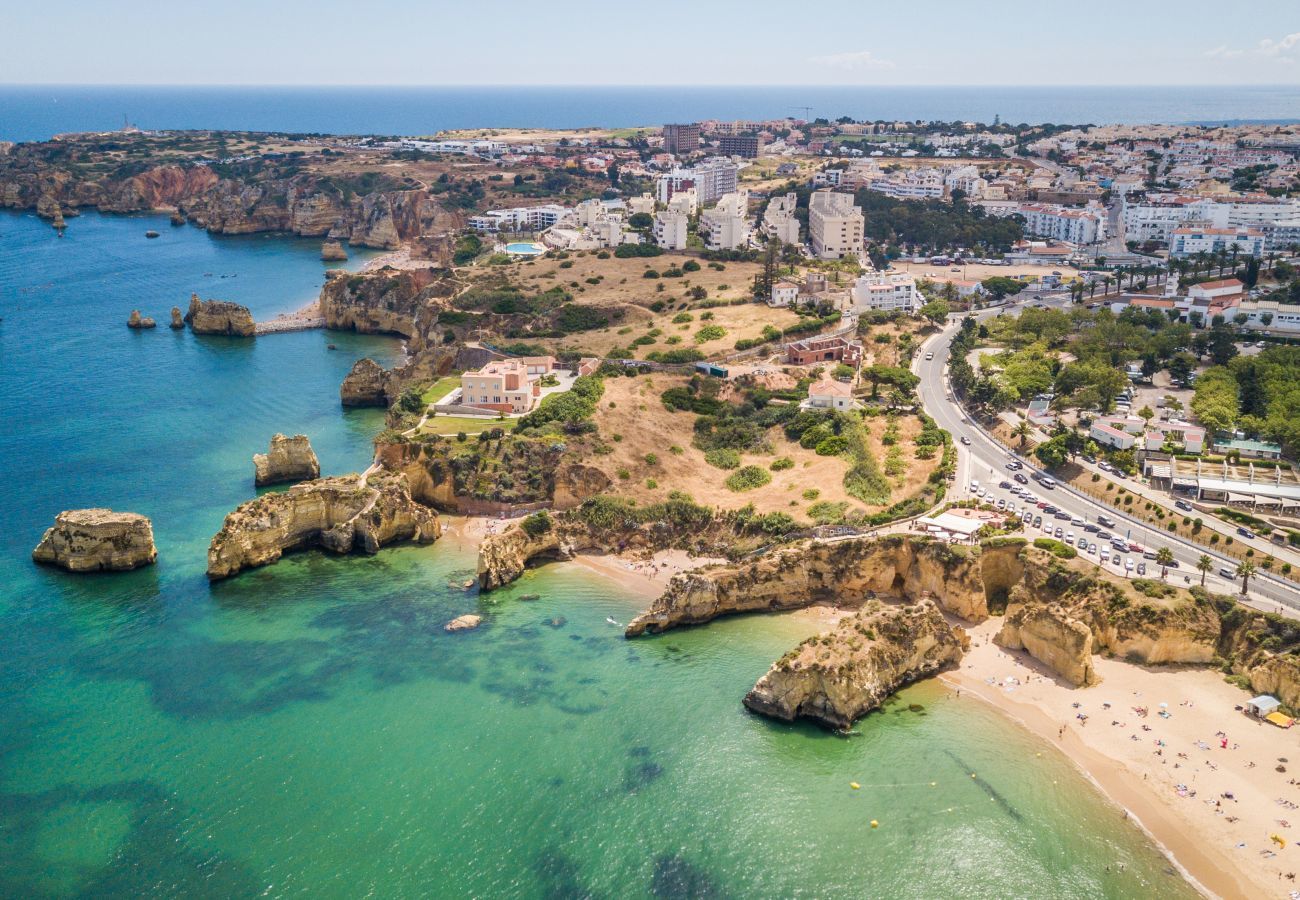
[{"x1": 913, "y1": 299, "x2": 1300, "y2": 615}]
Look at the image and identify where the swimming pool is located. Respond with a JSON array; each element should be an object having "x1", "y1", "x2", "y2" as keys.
[{"x1": 504, "y1": 242, "x2": 546, "y2": 256}]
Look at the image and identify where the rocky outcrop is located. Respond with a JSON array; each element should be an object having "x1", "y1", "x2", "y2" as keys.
[
  {"x1": 127, "y1": 310, "x2": 156, "y2": 329},
  {"x1": 996, "y1": 603, "x2": 1099, "y2": 686},
  {"x1": 743, "y1": 600, "x2": 969, "y2": 730},
  {"x1": 32, "y1": 509, "x2": 157, "y2": 572},
  {"x1": 444, "y1": 614, "x2": 483, "y2": 633},
  {"x1": 340, "y1": 358, "x2": 391, "y2": 407},
  {"x1": 321, "y1": 240, "x2": 348, "y2": 261},
  {"x1": 206, "y1": 473, "x2": 440, "y2": 580},
  {"x1": 169, "y1": 306, "x2": 184, "y2": 329},
  {"x1": 319, "y1": 266, "x2": 452, "y2": 337},
  {"x1": 476, "y1": 525, "x2": 567, "y2": 590},
  {"x1": 253, "y1": 434, "x2": 321, "y2": 487},
  {"x1": 1248, "y1": 655, "x2": 1300, "y2": 710},
  {"x1": 184, "y1": 294, "x2": 255, "y2": 337},
  {"x1": 625, "y1": 535, "x2": 1019, "y2": 637},
  {"x1": 553, "y1": 465, "x2": 614, "y2": 509}
]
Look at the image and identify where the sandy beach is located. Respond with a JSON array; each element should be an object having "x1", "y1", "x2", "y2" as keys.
[{"x1": 946, "y1": 618, "x2": 1300, "y2": 900}]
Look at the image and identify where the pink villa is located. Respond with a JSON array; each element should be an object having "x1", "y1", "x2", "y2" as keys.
[{"x1": 460, "y1": 356, "x2": 556, "y2": 414}]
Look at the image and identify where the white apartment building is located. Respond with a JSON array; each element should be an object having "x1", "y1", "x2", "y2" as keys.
[
  {"x1": 808, "y1": 190, "x2": 864, "y2": 260},
  {"x1": 468, "y1": 204, "x2": 568, "y2": 233},
  {"x1": 849, "y1": 271, "x2": 922, "y2": 314},
  {"x1": 761, "y1": 192, "x2": 801, "y2": 245},
  {"x1": 813, "y1": 169, "x2": 844, "y2": 187},
  {"x1": 1235, "y1": 299, "x2": 1300, "y2": 333},
  {"x1": 699, "y1": 191, "x2": 751, "y2": 251},
  {"x1": 1018, "y1": 203, "x2": 1104, "y2": 245},
  {"x1": 1123, "y1": 194, "x2": 1300, "y2": 245},
  {"x1": 653, "y1": 210, "x2": 689, "y2": 250},
  {"x1": 1169, "y1": 227, "x2": 1265, "y2": 259},
  {"x1": 1261, "y1": 219, "x2": 1300, "y2": 253},
  {"x1": 868, "y1": 173, "x2": 944, "y2": 200},
  {"x1": 654, "y1": 157, "x2": 739, "y2": 205},
  {"x1": 666, "y1": 189, "x2": 697, "y2": 217},
  {"x1": 627, "y1": 194, "x2": 656, "y2": 217}
]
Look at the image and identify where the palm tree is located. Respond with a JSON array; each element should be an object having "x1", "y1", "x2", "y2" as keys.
[
  {"x1": 1236, "y1": 560, "x2": 1256, "y2": 595},
  {"x1": 1156, "y1": 547, "x2": 1175, "y2": 580},
  {"x1": 1197, "y1": 554, "x2": 1212, "y2": 586},
  {"x1": 1014, "y1": 416, "x2": 1032, "y2": 450}
]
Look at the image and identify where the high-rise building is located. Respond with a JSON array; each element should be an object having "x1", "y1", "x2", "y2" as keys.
[
  {"x1": 808, "y1": 190, "x2": 864, "y2": 259},
  {"x1": 662, "y1": 123, "x2": 700, "y2": 155},
  {"x1": 718, "y1": 134, "x2": 761, "y2": 158}
]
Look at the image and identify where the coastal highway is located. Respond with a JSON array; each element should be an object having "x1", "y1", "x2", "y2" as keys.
[{"x1": 912, "y1": 299, "x2": 1300, "y2": 614}]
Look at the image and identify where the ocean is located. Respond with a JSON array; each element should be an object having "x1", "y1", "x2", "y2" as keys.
[
  {"x1": 2, "y1": 84, "x2": 1299, "y2": 143},
  {"x1": 0, "y1": 208, "x2": 1201, "y2": 897}
]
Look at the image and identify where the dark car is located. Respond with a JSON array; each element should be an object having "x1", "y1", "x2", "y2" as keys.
[
  {"x1": 1083, "y1": 523, "x2": 1099, "y2": 533},
  {"x1": 1097, "y1": 515, "x2": 1116, "y2": 528},
  {"x1": 1014, "y1": 473, "x2": 1029, "y2": 484},
  {"x1": 1055, "y1": 511, "x2": 1072, "y2": 521},
  {"x1": 999, "y1": 480, "x2": 1013, "y2": 489},
  {"x1": 1237, "y1": 527, "x2": 1256, "y2": 540},
  {"x1": 1175, "y1": 500, "x2": 1194, "y2": 512}
]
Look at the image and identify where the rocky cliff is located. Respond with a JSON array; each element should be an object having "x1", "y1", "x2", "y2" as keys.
[
  {"x1": 319, "y1": 266, "x2": 454, "y2": 338},
  {"x1": 206, "y1": 473, "x2": 439, "y2": 580},
  {"x1": 742, "y1": 600, "x2": 969, "y2": 730},
  {"x1": 253, "y1": 434, "x2": 321, "y2": 487},
  {"x1": 32, "y1": 508, "x2": 157, "y2": 572},
  {"x1": 476, "y1": 526, "x2": 568, "y2": 590},
  {"x1": 127, "y1": 310, "x2": 156, "y2": 329},
  {"x1": 184, "y1": 294, "x2": 255, "y2": 337},
  {"x1": 624, "y1": 535, "x2": 1021, "y2": 637},
  {"x1": 996, "y1": 603, "x2": 1098, "y2": 686},
  {"x1": 340, "y1": 358, "x2": 391, "y2": 407}
]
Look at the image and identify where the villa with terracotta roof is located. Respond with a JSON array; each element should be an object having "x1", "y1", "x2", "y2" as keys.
[
  {"x1": 460, "y1": 356, "x2": 556, "y2": 414},
  {"x1": 802, "y1": 378, "x2": 860, "y2": 411}
]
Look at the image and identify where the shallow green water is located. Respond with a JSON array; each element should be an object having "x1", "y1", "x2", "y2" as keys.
[{"x1": 0, "y1": 209, "x2": 1198, "y2": 897}]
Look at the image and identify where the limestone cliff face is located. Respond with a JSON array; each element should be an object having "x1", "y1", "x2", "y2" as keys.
[
  {"x1": 476, "y1": 527, "x2": 567, "y2": 590},
  {"x1": 184, "y1": 294, "x2": 255, "y2": 337},
  {"x1": 340, "y1": 358, "x2": 391, "y2": 407},
  {"x1": 742, "y1": 600, "x2": 969, "y2": 730},
  {"x1": 206, "y1": 473, "x2": 439, "y2": 580},
  {"x1": 552, "y1": 465, "x2": 614, "y2": 510},
  {"x1": 996, "y1": 603, "x2": 1098, "y2": 686},
  {"x1": 319, "y1": 267, "x2": 453, "y2": 337},
  {"x1": 253, "y1": 434, "x2": 321, "y2": 487},
  {"x1": 33, "y1": 509, "x2": 157, "y2": 572},
  {"x1": 1089, "y1": 604, "x2": 1220, "y2": 666},
  {"x1": 624, "y1": 535, "x2": 1016, "y2": 637},
  {"x1": 1248, "y1": 655, "x2": 1300, "y2": 710},
  {"x1": 321, "y1": 240, "x2": 348, "y2": 261}
]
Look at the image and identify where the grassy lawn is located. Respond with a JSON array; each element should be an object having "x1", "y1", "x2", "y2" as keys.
[
  {"x1": 418, "y1": 414, "x2": 509, "y2": 436},
  {"x1": 421, "y1": 376, "x2": 461, "y2": 405}
]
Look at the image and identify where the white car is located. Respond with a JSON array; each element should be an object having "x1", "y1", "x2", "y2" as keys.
[
  {"x1": 1087, "y1": 543, "x2": 1098, "y2": 555},
  {"x1": 1124, "y1": 558, "x2": 1135, "y2": 572},
  {"x1": 925, "y1": 352, "x2": 934, "y2": 360},
  {"x1": 996, "y1": 499, "x2": 1006, "y2": 510}
]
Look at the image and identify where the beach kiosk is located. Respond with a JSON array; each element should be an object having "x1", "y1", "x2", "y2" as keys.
[{"x1": 1246, "y1": 695, "x2": 1294, "y2": 727}]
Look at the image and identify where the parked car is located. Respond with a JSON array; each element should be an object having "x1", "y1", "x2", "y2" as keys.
[
  {"x1": 968, "y1": 481, "x2": 979, "y2": 492},
  {"x1": 1033, "y1": 515, "x2": 1043, "y2": 527},
  {"x1": 996, "y1": 499, "x2": 1006, "y2": 510},
  {"x1": 1097, "y1": 531, "x2": 1112, "y2": 541},
  {"x1": 1100, "y1": 550, "x2": 1110, "y2": 563},
  {"x1": 1066, "y1": 531, "x2": 1076, "y2": 543},
  {"x1": 1077, "y1": 536, "x2": 1088, "y2": 549},
  {"x1": 1137, "y1": 563, "x2": 1147, "y2": 576},
  {"x1": 925, "y1": 352, "x2": 934, "y2": 360},
  {"x1": 1083, "y1": 523, "x2": 1099, "y2": 533},
  {"x1": 1006, "y1": 461, "x2": 1023, "y2": 470},
  {"x1": 1175, "y1": 500, "x2": 1194, "y2": 512},
  {"x1": 1055, "y1": 511, "x2": 1072, "y2": 521},
  {"x1": 1054, "y1": 527, "x2": 1064, "y2": 538},
  {"x1": 1041, "y1": 477, "x2": 1057, "y2": 489},
  {"x1": 999, "y1": 480, "x2": 1013, "y2": 489},
  {"x1": 1237, "y1": 527, "x2": 1256, "y2": 540},
  {"x1": 1071, "y1": 516, "x2": 1084, "y2": 526},
  {"x1": 1142, "y1": 550, "x2": 1158, "y2": 561},
  {"x1": 1081, "y1": 454, "x2": 1097, "y2": 464},
  {"x1": 1128, "y1": 542, "x2": 1143, "y2": 552},
  {"x1": 1088, "y1": 543, "x2": 1098, "y2": 555},
  {"x1": 1125, "y1": 558, "x2": 1135, "y2": 572}
]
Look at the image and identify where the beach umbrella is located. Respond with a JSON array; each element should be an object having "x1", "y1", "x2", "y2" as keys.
[{"x1": 1158, "y1": 702, "x2": 1168, "y2": 708}]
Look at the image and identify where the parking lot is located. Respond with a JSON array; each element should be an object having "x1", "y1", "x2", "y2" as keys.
[{"x1": 968, "y1": 453, "x2": 1168, "y2": 578}]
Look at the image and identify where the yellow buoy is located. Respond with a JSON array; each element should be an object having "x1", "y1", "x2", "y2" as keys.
[
  {"x1": 850, "y1": 782, "x2": 860, "y2": 790},
  {"x1": 870, "y1": 819, "x2": 879, "y2": 829}
]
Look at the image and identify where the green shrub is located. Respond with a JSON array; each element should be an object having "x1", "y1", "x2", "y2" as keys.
[
  {"x1": 520, "y1": 511, "x2": 554, "y2": 538},
  {"x1": 705, "y1": 448, "x2": 741, "y2": 469},
  {"x1": 726, "y1": 465, "x2": 772, "y2": 492},
  {"x1": 815, "y1": 435, "x2": 850, "y2": 456},
  {"x1": 802, "y1": 488, "x2": 821, "y2": 501},
  {"x1": 770, "y1": 457, "x2": 794, "y2": 471},
  {"x1": 695, "y1": 324, "x2": 727, "y2": 344}
]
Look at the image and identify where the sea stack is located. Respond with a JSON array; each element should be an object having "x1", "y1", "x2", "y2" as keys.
[
  {"x1": 33, "y1": 509, "x2": 158, "y2": 572},
  {"x1": 340, "y1": 358, "x2": 390, "y2": 407},
  {"x1": 127, "y1": 310, "x2": 157, "y2": 329},
  {"x1": 170, "y1": 212, "x2": 185, "y2": 226},
  {"x1": 169, "y1": 306, "x2": 184, "y2": 329},
  {"x1": 145, "y1": 230, "x2": 160, "y2": 239},
  {"x1": 253, "y1": 433, "x2": 321, "y2": 487},
  {"x1": 184, "y1": 293, "x2": 256, "y2": 337},
  {"x1": 321, "y1": 240, "x2": 348, "y2": 262}
]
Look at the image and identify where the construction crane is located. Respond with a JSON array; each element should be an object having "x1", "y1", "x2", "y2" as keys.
[{"x1": 792, "y1": 106, "x2": 813, "y2": 120}]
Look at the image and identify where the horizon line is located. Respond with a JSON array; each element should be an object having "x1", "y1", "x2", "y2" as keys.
[{"x1": 2, "y1": 82, "x2": 1298, "y2": 90}]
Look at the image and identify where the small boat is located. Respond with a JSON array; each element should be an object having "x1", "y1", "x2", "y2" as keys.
[{"x1": 606, "y1": 616, "x2": 623, "y2": 627}]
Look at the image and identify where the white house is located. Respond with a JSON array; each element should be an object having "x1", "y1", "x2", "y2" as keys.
[
  {"x1": 653, "y1": 210, "x2": 689, "y2": 250},
  {"x1": 769, "y1": 280, "x2": 800, "y2": 308},
  {"x1": 850, "y1": 271, "x2": 922, "y2": 313},
  {"x1": 762, "y1": 192, "x2": 801, "y2": 245},
  {"x1": 802, "y1": 378, "x2": 859, "y2": 411},
  {"x1": 1090, "y1": 421, "x2": 1137, "y2": 450}
]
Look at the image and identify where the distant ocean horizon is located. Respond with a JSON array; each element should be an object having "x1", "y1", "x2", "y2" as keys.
[{"x1": 2, "y1": 84, "x2": 1299, "y2": 142}]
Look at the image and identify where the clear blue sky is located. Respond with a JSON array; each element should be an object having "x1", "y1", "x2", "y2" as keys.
[{"x1": 1, "y1": 0, "x2": 1296, "y2": 86}]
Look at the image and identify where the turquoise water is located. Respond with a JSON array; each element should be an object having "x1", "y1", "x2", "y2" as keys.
[{"x1": 0, "y1": 209, "x2": 1199, "y2": 897}]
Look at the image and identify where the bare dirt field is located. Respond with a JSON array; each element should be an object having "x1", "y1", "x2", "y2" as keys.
[{"x1": 892, "y1": 260, "x2": 1082, "y2": 283}]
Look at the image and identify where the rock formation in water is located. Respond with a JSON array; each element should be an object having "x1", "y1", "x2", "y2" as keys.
[
  {"x1": 169, "y1": 306, "x2": 184, "y2": 329},
  {"x1": 184, "y1": 293, "x2": 255, "y2": 337},
  {"x1": 624, "y1": 535, "x2": 1021, "y2": 636},
  {"x1": 742, "y1": 600, "x2": 968, "y2": 730},
  {"x1": 444, "y1": 614, "x2": 483, "y2": 632},
  {"x1": 320, "y1": 240, "x2": 348, "y2": 261},
  {"x1": 127, "y1": 310, "x2": 157, "y2": 329},
  {"x1": 170, "y1": 211, "x2": 185, "y2": 226},
  {"x1": 252, "y1": 433, "x2": 321, "y2": 487},
  {"x1": 206, "y1": 473, "x2": 440, "y2": 580},
  {"x1": 340, "y1": 358, "x2": 391, "y2": 407},
  {"x1": 477, "y1": 525, "x2": 569, "y2": 590},
  {"x1": 32, "y1": 508, "x2": 157, "y2": 572}
]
